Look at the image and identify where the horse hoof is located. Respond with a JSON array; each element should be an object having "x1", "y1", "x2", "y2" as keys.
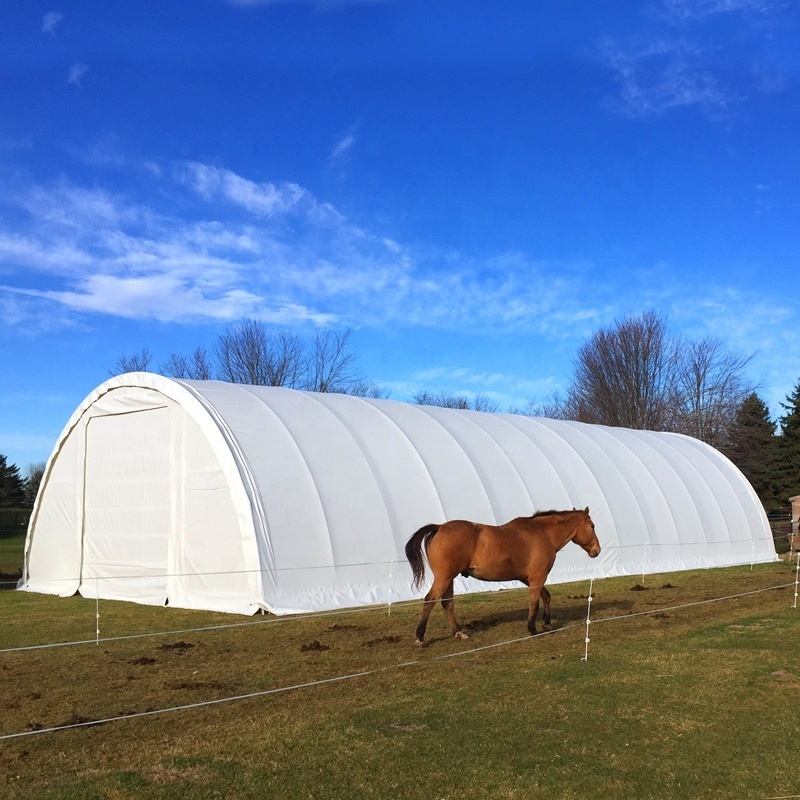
[
  {"x1": 414, "y1": 638, "x2": 426, "y2": 647},
  {"x1": 543, "y1": 623, "x2": 553, "y2": 632},
  {"x1": 454, "y1": 631, "x2": 470, "y2": 641}
]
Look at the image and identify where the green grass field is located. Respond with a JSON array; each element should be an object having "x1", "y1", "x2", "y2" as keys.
[
  {"x1": 1, "y1": 549, "x2": 799, "y2": 800},
  {"x1": 0, "y1": 531, "x2": 24, "y2": 583}
]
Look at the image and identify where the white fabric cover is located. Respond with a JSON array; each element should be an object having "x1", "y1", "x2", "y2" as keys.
[{"x1": 21, "y1": 373, "x2": 776, "y2": 615}]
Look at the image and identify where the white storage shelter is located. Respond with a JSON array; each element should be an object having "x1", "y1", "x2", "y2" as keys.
[{"x1": 21, "y1": 373, "x2": 776, "y2": 615}]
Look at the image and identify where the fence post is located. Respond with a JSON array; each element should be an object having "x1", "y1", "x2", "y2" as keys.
[
  {"x1": 581, "y1": 578, "x2": 594, "y2": 662},
  {"x1": 641, "y1": 543, "x2": 648, "y2": 585},
  {"x1": 388, "y1": 560, "x2": 394, "y2": 616}
]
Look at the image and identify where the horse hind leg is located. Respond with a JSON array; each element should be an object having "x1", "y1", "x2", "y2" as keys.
[
  {"x1": 414, "y1": 588, "x2": 438, "y2": 646},
  {"x1": 414, "y1": 577, "x2": 467, "y2": 646},
  {"x1": 415, "y1": 576, "x2": 452, "y2": 645},
  {"x1": 441, "y1": 580, "x2": 469, "y2": 642}
]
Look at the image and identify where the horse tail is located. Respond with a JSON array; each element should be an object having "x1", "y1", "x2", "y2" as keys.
[{"x1": 405, "y1": 523, "x2": 440, "y2": 590}]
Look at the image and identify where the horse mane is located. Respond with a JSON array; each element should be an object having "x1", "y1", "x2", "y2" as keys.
[{"x1": 526, "y1": 509, "x2": 580, "y2": 520}]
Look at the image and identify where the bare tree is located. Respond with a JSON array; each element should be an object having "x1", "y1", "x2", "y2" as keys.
[
  {"x1": 472, "y1": 393, "x2": 501, "y2": 413},
  {"x1": 530, "y1": 311, "x2": 758, "y2": 445},
  {"x1": 215, "y1": 320, "x2": 270, "y2": 385},
  {"x1": 160, "y1": 347, "x2": 214, "y2": 380},
  {"x1": 348, "y1": 379, "x2": 390, "y2": 399},
  {"x1": 269, "y1": 330, "x2": 305, "y2": 388},
  {"x1": 565, "y1": 311, "x2": 680, "y2": 430},
  {"x1": 415, "y1": 390, "x2": 469, "y2": 409},
  {"x1": 303, "y1": 329, "x2": 360, "y2": 393},
  {"x1": 509, "y1": 391, "x2": 570, "y2": 419},
  {"x1": 111, "y1": 347, "x2": 152, "y2": 376},
  {"x1": 414, "y1": 390, "x2": 500, "y2": 413},
  {"x1": 673, "y1": 337, "x2": 756, "y2": 447},
  {"x1": 114, "y1": 323, "x2": 381, "y2": 397},
  {"x1": 215, "y1": 321, "x2": 304, "y2": 387}
]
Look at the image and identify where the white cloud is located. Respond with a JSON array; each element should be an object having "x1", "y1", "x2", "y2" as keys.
[
  {"x1": 177, "y1": 161, "x2": 348, "y2": 230},
  {"x1": 383, "y1": 368, "x2": 563, "y2": 412},
  {"x1": 658, "y1": 0, "x2": 779, "y2": 22},
  {"x1": 330, "y1": 131, "x2": 356, "y2": 162},
  {"x1": 600, "y1": 38, "x2": 734, "y2": 117},
  {"x1": 179, "y1": 162, "x2": 303, "y2": 216},
  {"x1": 600, "y1": 0, "x2": 788, "y2": 118},
  {"x1": 4, "y1": 159, "x2": 792, "y2": 416},
  {"x1": 0, "y1": 170, "x2": 372, "y2": 327},
  {"x1": 42, "y1": 11, "x2": 64, "y2": 34},
  {"x1": 0, "y1": 165, "x2": 617, "y2": 337},
  {"x1": 67, "y1": 135, "x2": 129, "y2": 169},
  {"x1": 67, "y1": 63, "x2": 89, "y2": 86},
  {"x1": 41, "y1": 274, "x2": 260, "y2": 321},
  {"x1": 18, "y1": 182, "x2": 134, "y2": 229},
  {"x1": 0, "y1": 233, "x2": 98, "y2": 275}
]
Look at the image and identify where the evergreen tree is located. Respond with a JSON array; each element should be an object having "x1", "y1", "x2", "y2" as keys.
[
  {"x1": 722, "y1": 394, "x2": 781, "y2": 512},
  {"x1": 0, "y1": 454, "x2": 26, "y2": 507},
  {"x1": 777, "y1": 380, "x2": 800, "y2": 503},
  {"x1": 23, "y1": 461, "x2": 47, "y2": 509}
]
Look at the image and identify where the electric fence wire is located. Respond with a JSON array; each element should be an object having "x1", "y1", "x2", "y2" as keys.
[{"x1": 0, "y1": 576, "x2": 795, "y2": 741}]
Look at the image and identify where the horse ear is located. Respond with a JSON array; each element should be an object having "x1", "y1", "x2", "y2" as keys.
[{"x1": 584, "y1": 506, "x2": 589, "y2": 514}]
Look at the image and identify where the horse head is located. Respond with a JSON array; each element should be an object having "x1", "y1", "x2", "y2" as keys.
[{"x1": 573, "y1": 507, "x2": 601, "y2": 558}]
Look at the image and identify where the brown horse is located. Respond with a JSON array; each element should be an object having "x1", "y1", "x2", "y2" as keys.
[{"x1": 405, "y1": 508, "x2": 601, "y2": 646}]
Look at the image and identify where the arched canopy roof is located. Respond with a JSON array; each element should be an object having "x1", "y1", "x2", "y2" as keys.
[{"x1": 22, "y1": 373, "x2": 775, "y2": 615}]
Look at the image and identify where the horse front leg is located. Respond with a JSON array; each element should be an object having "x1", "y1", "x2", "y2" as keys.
[
  {"x1": 540, "y1": 586, "x2": 552, "y2": 631},
  {"x1": 527, "y1": 581, "x2": 544, "y2": 635}
]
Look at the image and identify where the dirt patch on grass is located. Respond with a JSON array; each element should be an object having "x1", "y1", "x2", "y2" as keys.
[
  {"x1": 300, "y1": 640, "x2": 329, "y2": 652},
  {"x1": 2, "y1": 561, "x2": 797, "y2": 800},
  {"x1": 364, "y1": 635, "x2": 401, "y2": 647},
  {"x1": 26, "y1": 714, "x2": 106, "y2": 732},
  {"x1": 769, "y1": 669, "x2": 798, "y2": 685},
  {"x1": 463, "y1": 616, "x2": 502, "y2": 633},
  {"x1": 159, "y1": 641, "x2": 195, "y2": 652},
  {"x1": 164, "y1": 680, "x2": 228, "y2": 691}
]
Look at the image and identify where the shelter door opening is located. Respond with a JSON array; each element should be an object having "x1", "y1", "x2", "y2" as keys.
[{"x1": 80, "y1": 407, "x2": 172, "y2": 604}]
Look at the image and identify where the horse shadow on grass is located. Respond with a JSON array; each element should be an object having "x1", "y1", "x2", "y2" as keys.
[{"x1": 419, "y1": 594, "x2": 637, "y2": 644}]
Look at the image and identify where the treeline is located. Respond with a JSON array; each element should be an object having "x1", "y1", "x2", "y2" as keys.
[
  {"x1": 113, "y1": 311, "x2": 799, "y2": 513},
  {"x1": 725, "y1": 386, "x2": 800, "y2": 513},
  {"x1": 409, "y1": 311, "x2": 800, "y2": 512},
  {"x1": 0, "y1": 455, "x2": 44, "y2": 510},
  {"x1": 113, "y1": 323, "x2": 387, "y2": 398},
  {"x1": 6, "y1": 310, "x2": 796, "y2": 518},
  {"x1": 510, "y1": 310, "x2": 799, "y2": 513}
]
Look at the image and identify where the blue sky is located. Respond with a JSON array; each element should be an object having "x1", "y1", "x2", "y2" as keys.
[{"x1": 2, "y1": 0, "x2": 799, "y2": 471}]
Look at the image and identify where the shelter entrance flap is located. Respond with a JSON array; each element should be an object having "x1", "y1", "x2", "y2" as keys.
[{"x1": 79, "y1": 406, "x2": 172, "y2": 605}]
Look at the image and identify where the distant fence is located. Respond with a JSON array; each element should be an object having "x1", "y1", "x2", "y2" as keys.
[
  {"x1": 768, "y1": 511, "x2": 794, "y2": 553},
  {"x1": 0, "y1": 509, "x2": 31, "y2": 539}
]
